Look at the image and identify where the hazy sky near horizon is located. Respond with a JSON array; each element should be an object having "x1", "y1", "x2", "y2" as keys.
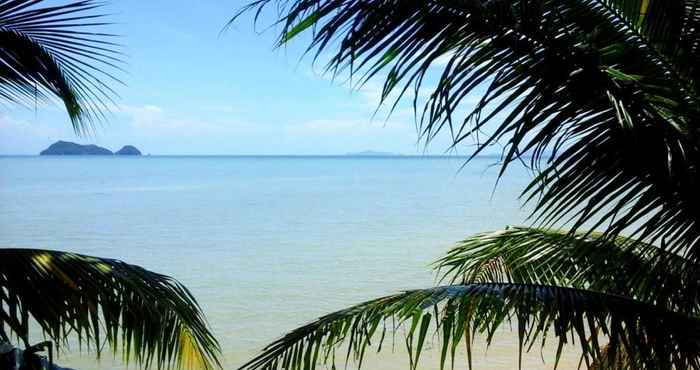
[{"x1": 0, "y1": 0, "x2": 487, "y2": 155}]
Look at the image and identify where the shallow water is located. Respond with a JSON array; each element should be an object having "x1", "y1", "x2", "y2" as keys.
[{"x1": 0, "y1": 156, "x2": 581, "y2": 369}]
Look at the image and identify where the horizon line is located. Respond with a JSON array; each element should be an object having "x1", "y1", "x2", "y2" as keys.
[{"x1": 0, "y1": 153, "x2": 503, "y2": 158}]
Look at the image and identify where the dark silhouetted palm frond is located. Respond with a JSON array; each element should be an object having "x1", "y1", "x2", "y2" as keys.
[
  {"x1": 239, "y1": 283, "x2": 700, "y2": 370},
  {"x1": 436, "y1": 227, "x2": 700, "y2": 315},
  {"x1": 0, "y1": 248, "x2": 222, "y2": 370},
  {"x1": 235, "y1": 0, "x2": 700, "y2": 261},
  {"x1": 589, "y1": 343, "x2": 635, "y2": 370},
  {"x1": 0, "y1": 0, "x2": 123, "y2": 134},
  {"x1": 233, "y1": 1, "x2": 700, "y2": 368}
]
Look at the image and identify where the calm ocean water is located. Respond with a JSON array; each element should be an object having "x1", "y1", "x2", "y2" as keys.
[{"x1": 0, "y1": 156, "x2": 580, "y2": 369}]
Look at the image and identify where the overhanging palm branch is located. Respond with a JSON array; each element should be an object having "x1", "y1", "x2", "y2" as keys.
[
  {"x1": 436, "y1": 227, "x2": 700, "y2": 315},
  {"x1": 238, "y1": 283, "x2": 700, "y2": 370},
  {"x1": 0, "y1": 249, "x2": 222, "y2": 370},
  {"x1": 235, "y1": 0, "x2": 700, "y2": 260},
  {"x1": 0, "y1": 0, "x2": 123, "y2": 134},
  {"x1": 233, "y1": 1, "x2": 700, "y2": 368},
  {"x1": 589, "y1": 343, "x2": 635, "y2": 370}
]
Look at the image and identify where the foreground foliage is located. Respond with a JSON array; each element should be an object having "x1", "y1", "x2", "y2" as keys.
[
  {"x1": 1, "y1": 1, "x2": 222, "y2": 369},
  {"x1": 0, "y1": 249, "x2": 222, "y2": 370},
  {"x1": 0, "y1": 0, "x2": 122, "y2": 134},
  {"x1": 235, "y1": 0, "x2": 700, "y2": 368}
]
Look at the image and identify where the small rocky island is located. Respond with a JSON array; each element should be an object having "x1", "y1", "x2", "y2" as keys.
[
  {"x1": 40, "y1": 141, "x2": 112, "y2": 155},
  {"x1": 40, "y1": 141, "x2": 142, "y2": 156},
  {"x1": 116, "y1": 145, "x2": 142, "y2": 156}
]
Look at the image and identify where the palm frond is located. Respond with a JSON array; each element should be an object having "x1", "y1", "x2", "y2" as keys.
[
  {"x1": 235, "y1": 0, "x2": 700, "y2": 260},
  {"x1": 435, "y1": 227, "x2": 700, "y2": 315},
  {"x1": 589, "y1": 343, "x2": 635, "y2": 370},
  {"x1": 239, "y1": 283, "x2": 700, "y2": 370},
  {"x1": 0, "y1": 248, "x2": 222, "y2": 370},
  {"x1": 0, "y1": 0, "x2": 123, "y2": 134},
  {"x1": 597, "y1": 0, "x2": 700, "y2": 92}
]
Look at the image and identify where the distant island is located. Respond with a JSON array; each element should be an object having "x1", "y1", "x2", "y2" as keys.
[
  {"x1": 40, "y1": 141, "x2": 142, "y2": 156},
  {"x1": 346, "y1": 150, "x2": 402, "y2": 156},
  {"x1": 116, "y1": 145, "x2": 142, "y2": 156},
  {"x1": 40, "y1": 141, "x2": 113, "y2": 155}
]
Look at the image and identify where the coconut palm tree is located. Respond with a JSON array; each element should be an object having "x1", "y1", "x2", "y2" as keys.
[
  {"x1": 234, "y1": 0, "x2": 700, "y2": 369},
  {"x1": 1, "y1": 1, "x2": 221, "y2": 369}
]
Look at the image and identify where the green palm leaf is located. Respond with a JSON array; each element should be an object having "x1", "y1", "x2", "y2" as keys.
[
  {"x1": 0, "y1": 248, "x2": 222, "y2": 370},
  {"x1": 0, "y1": 0, "x2": 123, "y2": 134},
  {"x1": 597, "y1": 0, "x2": 700, "y2": 90},
  {"x1": 235, "y1": 0, "x2": 700, "y2": 260},
  {"x1": 436, "y1": 227, "x2": 700, "y2": 315},
  {"x1": 589, "y1": 343, "x2": 636, "y2": 370},
  {"x1": 239, "y1": 283, "x2": 700, "y2": 370}
]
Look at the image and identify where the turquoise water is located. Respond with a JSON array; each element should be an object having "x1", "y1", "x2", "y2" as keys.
[{"x1": 0, "y1": 156, "x2": 579, "y2": 369}]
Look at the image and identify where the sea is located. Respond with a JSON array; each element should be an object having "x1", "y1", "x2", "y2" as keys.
[{"x1": 0, "y1": 155, "x2": 582, "y2": 369}]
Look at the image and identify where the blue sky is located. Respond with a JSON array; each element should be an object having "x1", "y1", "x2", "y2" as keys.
[{"x1": 0, "y1": 0, "x2": 476, "y2": 155}]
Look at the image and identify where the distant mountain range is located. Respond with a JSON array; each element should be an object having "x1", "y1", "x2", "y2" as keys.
[
  {"x1": 40, "y1": 141, "x2": 142, "y2": 156},
  {"x1": 346, "y1": 150, "x2": 402, "y2": 156}
]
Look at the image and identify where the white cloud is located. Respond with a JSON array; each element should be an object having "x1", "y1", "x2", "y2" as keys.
[
  {"x1": 116, "y1": 104, "x2": 258, "y2": 136},
  {"x1": 433, "y1": 50, "x2": 458, "y2": 67},
  {"x1": 0, "y1": 101, "x2": 458, "y2": 155},
  {"x1": 286, "y1": 118, "x2": 408, "y2": 136}
]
